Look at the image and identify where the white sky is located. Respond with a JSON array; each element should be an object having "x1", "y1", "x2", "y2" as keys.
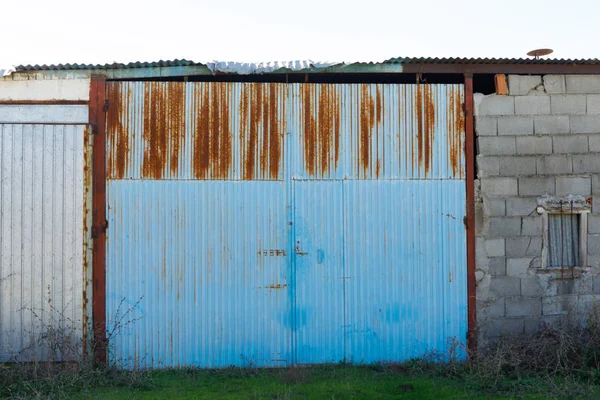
[{"x1": 0, "y1": 0, "x2": 598, "y2": 67}]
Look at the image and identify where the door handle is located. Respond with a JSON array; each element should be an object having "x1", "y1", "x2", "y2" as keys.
[{"x1": 295, "y1": 242, "x2": 308, "y2": 256}]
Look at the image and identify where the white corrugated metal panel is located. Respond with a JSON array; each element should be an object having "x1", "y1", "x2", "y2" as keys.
[
  {"x1": 0, "y1": 79, "x2": 90, "y2": 101},
  {"x1": 205, "y1": 60, "x2": 339, "y2": 74},
  {"x1": 0, "y1": 105, "x2": 88, "y2": 124},
  {"x1": 0, "y1": 124, "x2": 92, "y2": 362}
]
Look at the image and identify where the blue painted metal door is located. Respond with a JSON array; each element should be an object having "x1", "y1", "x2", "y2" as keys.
[
  {"x1": 106, "y1": 82, "x2": 466, "y2": 368},
  {"x1": 289, "y1": 84, "x2": 467, "y2": 364}
]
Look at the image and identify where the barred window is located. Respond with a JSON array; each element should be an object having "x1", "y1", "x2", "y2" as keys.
[
  {"x1": 537, "y1": 195, "x2": 590, "y2": 270},
  {"x1": 548, "y1": 214, "x2": 580, "y2": 268}
]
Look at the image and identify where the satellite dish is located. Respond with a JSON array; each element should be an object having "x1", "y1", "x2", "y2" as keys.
[{"x1": 527, "y1": 49, "x2": 554, "y2": 59}]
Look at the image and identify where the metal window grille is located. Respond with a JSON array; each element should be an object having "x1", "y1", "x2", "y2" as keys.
[{"x1": 548, "y1": 204, "x2": 580, "y2": 268}]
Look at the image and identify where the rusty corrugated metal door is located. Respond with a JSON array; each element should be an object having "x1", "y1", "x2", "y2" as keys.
[
  {"x1": 289, "y1": 84, "x2": 466, "y2": 364},
  {"x1": 105, "y1": 82, "x2": 466, "y2": 368},
  {"x1": 105, "y1": 82, "x2": 291, "y2": 368}
]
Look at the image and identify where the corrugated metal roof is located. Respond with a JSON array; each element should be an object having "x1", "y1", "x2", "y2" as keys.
[
  {"x1": 15, "y1": 57, "x2": 600, "y2": 73},
  {"x1": 15, "y1": 59, "x2": 199, "y2": 71},
  {"x1": 383, "y1": 57, "x2": 600, "y2": 65}
]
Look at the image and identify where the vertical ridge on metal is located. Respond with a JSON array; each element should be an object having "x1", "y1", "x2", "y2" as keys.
[
  {"x1": 464, "y1": 73, "x2": 477, "y2": 355},
  {"x1": 90, "y1": 75, "x2": 107, "y2": 364}
]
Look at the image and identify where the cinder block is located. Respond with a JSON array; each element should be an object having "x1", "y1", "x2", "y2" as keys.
[
  {"x1": 506, "y1": 297, "x2": 542, "y2": 317},
  {"x1": 484, "y1": 198, "x2": 506, "y2": 216},
  {"x1": 486, "y1": 298, "x2": 506, "y2": 318},
  {"x1": 542, "y1": 296, "x2": 575, "y2": 315},
  {"x1": 543, "y1": 75, "x2": 566, "y2": 94},
  {"x1": 570, "y1": 115, "x2": 600, "y2": 134},
  {"x1": 550, "y1": 95, "x2": 586, "y2": 114},
  {"x1": 519, "y1": 177, "x2": 555, "y2": 195},
  {"x1": 480, "y1": 177, "x2": 518, "y2": 196},
  {"x1": 498, "y1": 116, "x2": 534, "y2": 135},
  {"x1": 489, "y1": 257, "x2": 506, "y2": 276},
  {"x1": 476, "y1": 116, "x2": 498, "y2": 136},
  {"x1": 588, "y1": 234, "x2": 600, "y2": 255},
  {"x1": 592, "y1": 175, "x2": 600, "y2": 194},
  {"x1": 590, "y1": 135, "x2": 600, "y2": 152},
  {"x1": 507, "y1": 257, "x2": 533, "y2": 277},
  {"x1": 534, "y1": 115, "x2": 570, "y2": 134},
  {"x1": 556, "y1": 176, "x2": 592, "y2": 195},
  {"x1": 485, "y1": 238, "x2": 505, "y2": 257},
  {"x1": 587, "y1": 95, "x2": 600, "y2": 114},
  {"x1": 490, "y1": 276, "x2": 521, "y2": 297},
  {"x1": 595, "y1": 196, "x2": 600, "y2": 213},
  {"x1": 593, "y1": 275, "x2": 600, "y2": 294},
  {"x1": 508, "y1": 75, "x2": 543, "y2": 95},
  {"x1": 498, "y1": 156, "x2": 536, "y2": 176},
  {"x1": 516, "y1": 136, "x2": 552, "y2": 155},
  {"x1": 487, "y1": 217, "x2": 522, "y2": 237},
  {"x1": 537, "y1": 155, "x2": 573, "y2": 175},
  {"x1": 478, "y1": 95, "x2": 515, "y2": 116},
  {"x1": 515, "y1": 96, "x2": 551, "y2": 115},
  {"x1": 573, "y1": 155, "x2": 600, "y2": 173},
  {"x1": 477, "y1": 156, "x2": 500, "y2": 177},
  {"x1": 521, "y1": 216, "x2": 542, "y2": 236},
  {"x1": 553, "y1": 135, "x2": 588, "y2": 154},
  {"x1": 490, "y1": 318, "x2": 525, "y2": 337},
  {"x1": 478, "y1": 137, "x2": 517, "y2": 156},
  {"x1": 589, "y1": 215, "x2": 600, "y2": 234},
  {"x1": 506, "y1": 197, "x2": 537, "y2": 216},
  {"x1": 521, "y1": 277, "x2": 545, "y2": 297},
  {"x1": 566, "y1": 75, "x2": 600, "y2": 94},
  {"x1": 506, "y1": 236, "x2": 542, "y2": 257}
]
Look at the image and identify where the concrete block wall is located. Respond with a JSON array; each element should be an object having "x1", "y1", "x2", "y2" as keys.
[{"x1": 475, "y1": 75, "x2": 600, "y2": 342}]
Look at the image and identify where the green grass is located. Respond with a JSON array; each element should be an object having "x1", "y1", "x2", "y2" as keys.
[{"x1": 44, "y1": 365, "x2": 596, "y2": 400}]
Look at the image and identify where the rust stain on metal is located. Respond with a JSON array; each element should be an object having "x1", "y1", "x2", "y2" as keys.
[
  {"x1": 302, "y1": 85, "x2": 316, "y2": 176},
  {"x1": 268, "y1": 85, "x2": 281, "y2": 179},
  {"x1": 141, "y1": 83, "x2": 187, "y2": 179},
  {"x1": 241, "y1": 84, "x2": 283, "y2": 180},
  {"x1": 242, "y1": 84, "x2": 261, "y2": 180},
  {"x1": 415, "y1": 85, "x2": 436, "y2": 175},
  {"x1": 359, "y1": 85, "x2": 380, "y2": 176},
  {"x1": 106, "y1": 83, "x2": 130, "y2": 179},
  {"x1": 302, "y1": 85, "x2": 341, "y2": 177},
  {"x1": 168, "y1": 84, "x2": 185, "y2": 176},
  {"x1": 447, "y1": 86, "x2": 464, "y2": 177},
  {"x1": 193, "y1": 83, "x2": 232, "y2": 179},
  {"x1": 265, "y1": 283, "x2": 288, "y2": 289},
  {"x1": 143, "y1": 83, "x2": 166, "y2": 179},
  {"x1": 82, "y1": 126, "x2": 92, "y2": 358}
]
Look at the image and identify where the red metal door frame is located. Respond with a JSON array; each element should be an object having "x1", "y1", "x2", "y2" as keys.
[
  {"x1": 90, "y1": 75, "x2": 107, "y2": 364},
  {"x1": 464, "y1": 73, "x2": 477, "y2": 355}
]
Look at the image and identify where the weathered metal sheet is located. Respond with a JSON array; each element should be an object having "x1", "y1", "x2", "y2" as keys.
[
  {"x1": 0, "y1": 105, "x2": 88, "y2": 123},
  {"x1": 293, "y1": 181, "x2": 345, "y2": 364},
  {"x1": 0, "y1": 124, "x2": 91, "y2": 362},
  {"x1": 106, "y1": 82, "x2": 467, "y2": 368},
  {"x1": 106, "y1": 181, "x2": 291, "y2": 368},
  {"x1": 289, "y1": 84, "x2": 464, "y2": 180},
  {"x1": 293, "y1": 180, "x2": 466, "y2": 364},
  {"x1": 106, "y1": 82, "x2": 287, "y2": 181},
  {"x1": 342, "y1": 180, "x2": 466, "y2": 362}
]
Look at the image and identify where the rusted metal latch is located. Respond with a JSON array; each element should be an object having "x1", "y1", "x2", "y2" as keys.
[
  {"x1": 91, "y1": 219, "x2": 109, "y2": 238},
  {"x1": 91, "y1": 100, "x2": 109, "y2": 135},
  {"x1": 295, "y1": 242, "x2": 308, "y2": 256}
]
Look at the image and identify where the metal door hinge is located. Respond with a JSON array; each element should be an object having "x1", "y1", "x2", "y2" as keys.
[
  {"x1": 92, "y1": 219, "x2": 108, "y2": 238},
  {"x1": 102, "y1": 100, "x2": 109, "y2": 112}
]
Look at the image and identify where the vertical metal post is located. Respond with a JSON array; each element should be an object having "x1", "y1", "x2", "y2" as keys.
[
  {"x1": 464, "y1": 73, "x2": 477, "y2": 355},
  {"x1": 90, "y1": 75, "x2": 107, "y2": 364}
]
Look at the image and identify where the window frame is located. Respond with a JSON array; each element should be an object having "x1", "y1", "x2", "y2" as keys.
[{"x1": 538, "y1": 202, "x2": 589, "y2": 270}]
